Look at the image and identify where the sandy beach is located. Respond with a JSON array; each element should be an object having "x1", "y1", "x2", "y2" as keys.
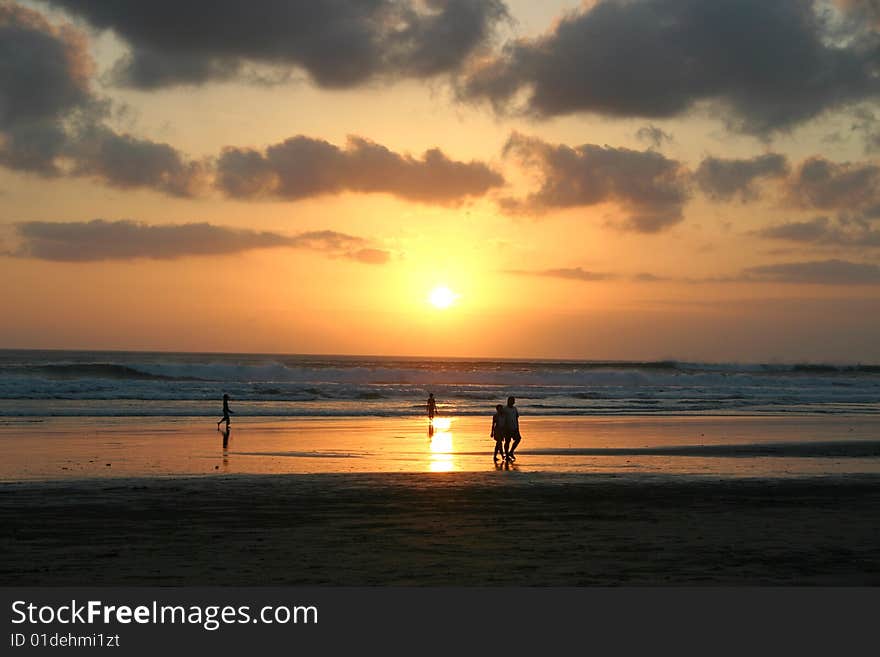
[
  {"x1": 2, "y1": 471, "x2": 880, "y2": 585},
  {"x1": 2, "y1": 415, "x2": 880, "y2": 585}
]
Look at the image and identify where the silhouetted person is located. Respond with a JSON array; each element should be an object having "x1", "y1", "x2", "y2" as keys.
[
  {"x1": 503, "y1": 396, "x2": 521, "y2": 461},
  {"x1": 490, "y1": 403, "x2": 506, "y2": 462},
  {"x1": 426, "y1": 393, "x2": 437, "y2": 420},
  {"x1": 217, "y1": 393, "x2": 233, "y2": 430}
]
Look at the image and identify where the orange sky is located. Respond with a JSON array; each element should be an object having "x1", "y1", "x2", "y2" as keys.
[{"x1": 1, "y1": 0, "x2": 879, "y2": 361}]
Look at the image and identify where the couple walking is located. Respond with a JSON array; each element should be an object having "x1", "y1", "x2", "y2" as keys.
[{"x1": 490, "y1": 396, "x2": 521, "y2": 462}]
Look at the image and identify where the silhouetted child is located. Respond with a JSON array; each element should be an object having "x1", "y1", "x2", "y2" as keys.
[
  {"x1": 217, "y1": 393, "x2": 233, "y2": 430},
  {"x1": 490, "y1": 404, "x2": 506, "y2": 461},
  {"x1": 427, "y1": 393, "x2": 437, "y2": 420}
]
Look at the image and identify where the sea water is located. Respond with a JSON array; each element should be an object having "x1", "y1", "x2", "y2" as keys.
[{"x1": 1, "y1": 349, "x2": 878, "y2": 418}]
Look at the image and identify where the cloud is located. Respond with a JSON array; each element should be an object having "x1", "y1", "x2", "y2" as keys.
[
  {"x1": 0, "y1": 4, "x2": 208, "y2": 196},
  {"x1": 836, "y1": 0, "x2": 880, "y2": 26},
  {"x1": 44, "y1": 0, "x2": 508, "y2": 89},
  {"x1": 67, "y1": 125, "x2": 209, "y2": 197},
  {"x1": 7, "y1": 219, "x2": 390, "y2": 263},
  {"x1": 1, "y1": 4, "x2": 497, "y2": 206},
  {"x1": 349, "y1": 248, "x2": 391, "y2": 265},
  {"x1": 755, "y1": 217, "x2": 834, "y2": 242},
  {"x1": 0, "y1": 3, "x2": 93, "y2": 174},
  {"x1": 635, "y1": 125, "x2": 674, "y2": 149},
  {"x1": 695, "y1": 153, "x2": 789, "y2": 202},
  {"x1": 753, "y1": 216, "x2": 880, "y2": 247},
  {"x1": 786, "y1": 156, "x2": 880, "y2": 213},
  {"x1": 846, "y1": 107, "x2": 880, "y2": 154},
  {"x1": 505, "y1": 267, "x2": 675, "y2": 282},
  {"x1": 457, "y1": 0, "x2": 880, "y2": 135},
  {"x1": 742, "y1": 259, "x2": 880, "y2": 284},
  {"x1": 504, "y1": 267, "x2": 615, "y2": 281},
  {"x1": 216, "y1": 135, "x2": 503, "y2": 204},
  {"x1": 500, "y1": 132, "x2": 690, "y2": 232},
  {"x1": 632, "y1": 272, "x2": 667, "y2": 282}
]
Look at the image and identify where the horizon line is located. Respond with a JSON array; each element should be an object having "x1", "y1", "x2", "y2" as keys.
[{"x1": 0, "y1": 346, "x2": 877, "y2": 368}]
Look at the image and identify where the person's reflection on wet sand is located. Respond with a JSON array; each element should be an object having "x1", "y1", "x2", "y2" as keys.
[
  {"x1": 495, "y1": 458, "x2": 518, "y2": 472},
  {"x1": 221, "y1": 425, "x2": 231, "y2": 450}
]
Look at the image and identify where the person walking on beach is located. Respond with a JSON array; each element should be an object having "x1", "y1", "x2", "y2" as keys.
[
  {"x1": 503, "y1": 396, "x2": 521, "y2": 461},
  {"x1": 427, "y1": 393, "x2": 437, "y2": 420},
  {"x1": 490, "y1": 404, "x2": 506, "y2": 462},
  {"x1": 217, "y1": 393, "x2": 233, "y2": 430}
]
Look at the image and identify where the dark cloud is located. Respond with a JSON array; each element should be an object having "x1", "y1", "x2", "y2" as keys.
[
  {"x1": 216, "y1": 135, "x2": 503, "y2": 204},
  {"x1": 0, "y1": 3, "x2": 92, "y2": 173},
  {"x1": 0, "y1": 4, "x2": 208, "y2": 196},
  {"x1": 44, "y1": 0, "x2": 508, "y2": 89},
  {"x1": 8, "y1": 219, "x2": 390, "y2": 263},
  {"x1": 786, "y1": 156, "x2": 880, "y2": 212},
  {"x1": 68, "y1": 125, "x2": 208, "y2": 197},
  {"x1": 742, "y1": 259, "x2": 880, "y2": 284},
  {"x1": 505, "y1": 267, "x2": 615, "y2": 281},
  {"x1": 500, "y1": 132, "x2": 690, "y2": 232},
  {"x1": 695, "y1": 153, "x2": 789, "y2": 202},
  {"x1": 847, "y1": 107, "x2": 880, "y2": 153},
  {"x1": 458, "y1": 0, "x2": 880, "y2": 134},
  {"x1": 0, "y1": 4, "x2": 91, "y2": 124},
  {"x1": 635, "y1": 125, "x2": 674, "y2": 149},
  {"x1": 753, "y1": 216, "x2": 880, "y2": 247},
  {"x1": 755, "y1": 217, "x2": 834, "y2": 242},
  {"x1": 1, "y1": 2, "x2": 498, "y2": 204}
]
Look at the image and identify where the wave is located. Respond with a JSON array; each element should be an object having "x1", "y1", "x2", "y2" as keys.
[
  {"x1": 3, "y1": 351, "x2": 880, "y2": 386},
  {"x1": 1, "y1": 350, "x2": 879, "y2": 418},
  {"x1": 19, "y1": 363, "x2": 194, "y2": 381}
]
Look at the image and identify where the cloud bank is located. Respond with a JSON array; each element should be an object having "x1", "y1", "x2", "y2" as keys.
[
  {"x1": 695, "y1": 154, "x2": 789, "y2": 202},
  {"x1": 505, "y1": 267, "x2": 615, "y2": 281},
  {"x1": 7, "y1": 219, "x2": 390, "y2": 263},
  {"x1": 743, "y1": 259, "x2": 880, "y2": 284},
  {"x1": 216, "y1": 135, "x2": 504, "y2": 204},
  {"x1": 500, "y1": 133, "x2": 690, "y2": 232},
  {"x1": 754, "y1": 216, "x2": 880, "y2": 247},
  {"x1": 0, "y1": 3, "x2": 92, "y2": 174},
  {"x1": 44, "y1": 0, "x2": 508, "y2": 89},
  {"x1": 786, "y1": 156, "x2": 880, "y2": 214},
  {"x1": 458, "y1": 0, "x2": 880, "y2": 135},
  {"x1": 0, "y1": 4, "x2": 205, "y2": 195}
]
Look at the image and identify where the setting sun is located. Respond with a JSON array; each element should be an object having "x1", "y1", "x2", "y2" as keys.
[{"x1": 428, "y1": 286, "x2": 458, "y2": 309}]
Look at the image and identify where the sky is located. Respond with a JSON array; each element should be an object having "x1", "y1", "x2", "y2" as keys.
[{"x1": 1, "y1": 0, "x2": 880, "y2": 362}]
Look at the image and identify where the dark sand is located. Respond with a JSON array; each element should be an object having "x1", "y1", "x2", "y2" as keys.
[{"x1": 3, "y1": 472, "x2": 879, "y2": 585}]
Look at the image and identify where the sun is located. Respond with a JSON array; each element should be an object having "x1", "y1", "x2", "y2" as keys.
[{"x1": 428, "y1": 285, "x2": 458, "y2": 309}]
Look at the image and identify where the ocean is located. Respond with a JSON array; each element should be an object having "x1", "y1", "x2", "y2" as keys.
[{"x1": 1, "y1": 349, "x2": 878, "y2": 418}]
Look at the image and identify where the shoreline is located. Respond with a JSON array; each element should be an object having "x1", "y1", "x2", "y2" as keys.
[{"x1": 2, "y1": 414, "x2": 879, "y2": 482}]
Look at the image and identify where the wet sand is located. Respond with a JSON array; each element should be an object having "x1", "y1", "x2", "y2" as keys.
[
  {"x1": 3, "y1": 415, "x2": 880, "y2": 480},
  {"x1": 2, "y1": 472, "x2": 880, "y2": 585}
]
